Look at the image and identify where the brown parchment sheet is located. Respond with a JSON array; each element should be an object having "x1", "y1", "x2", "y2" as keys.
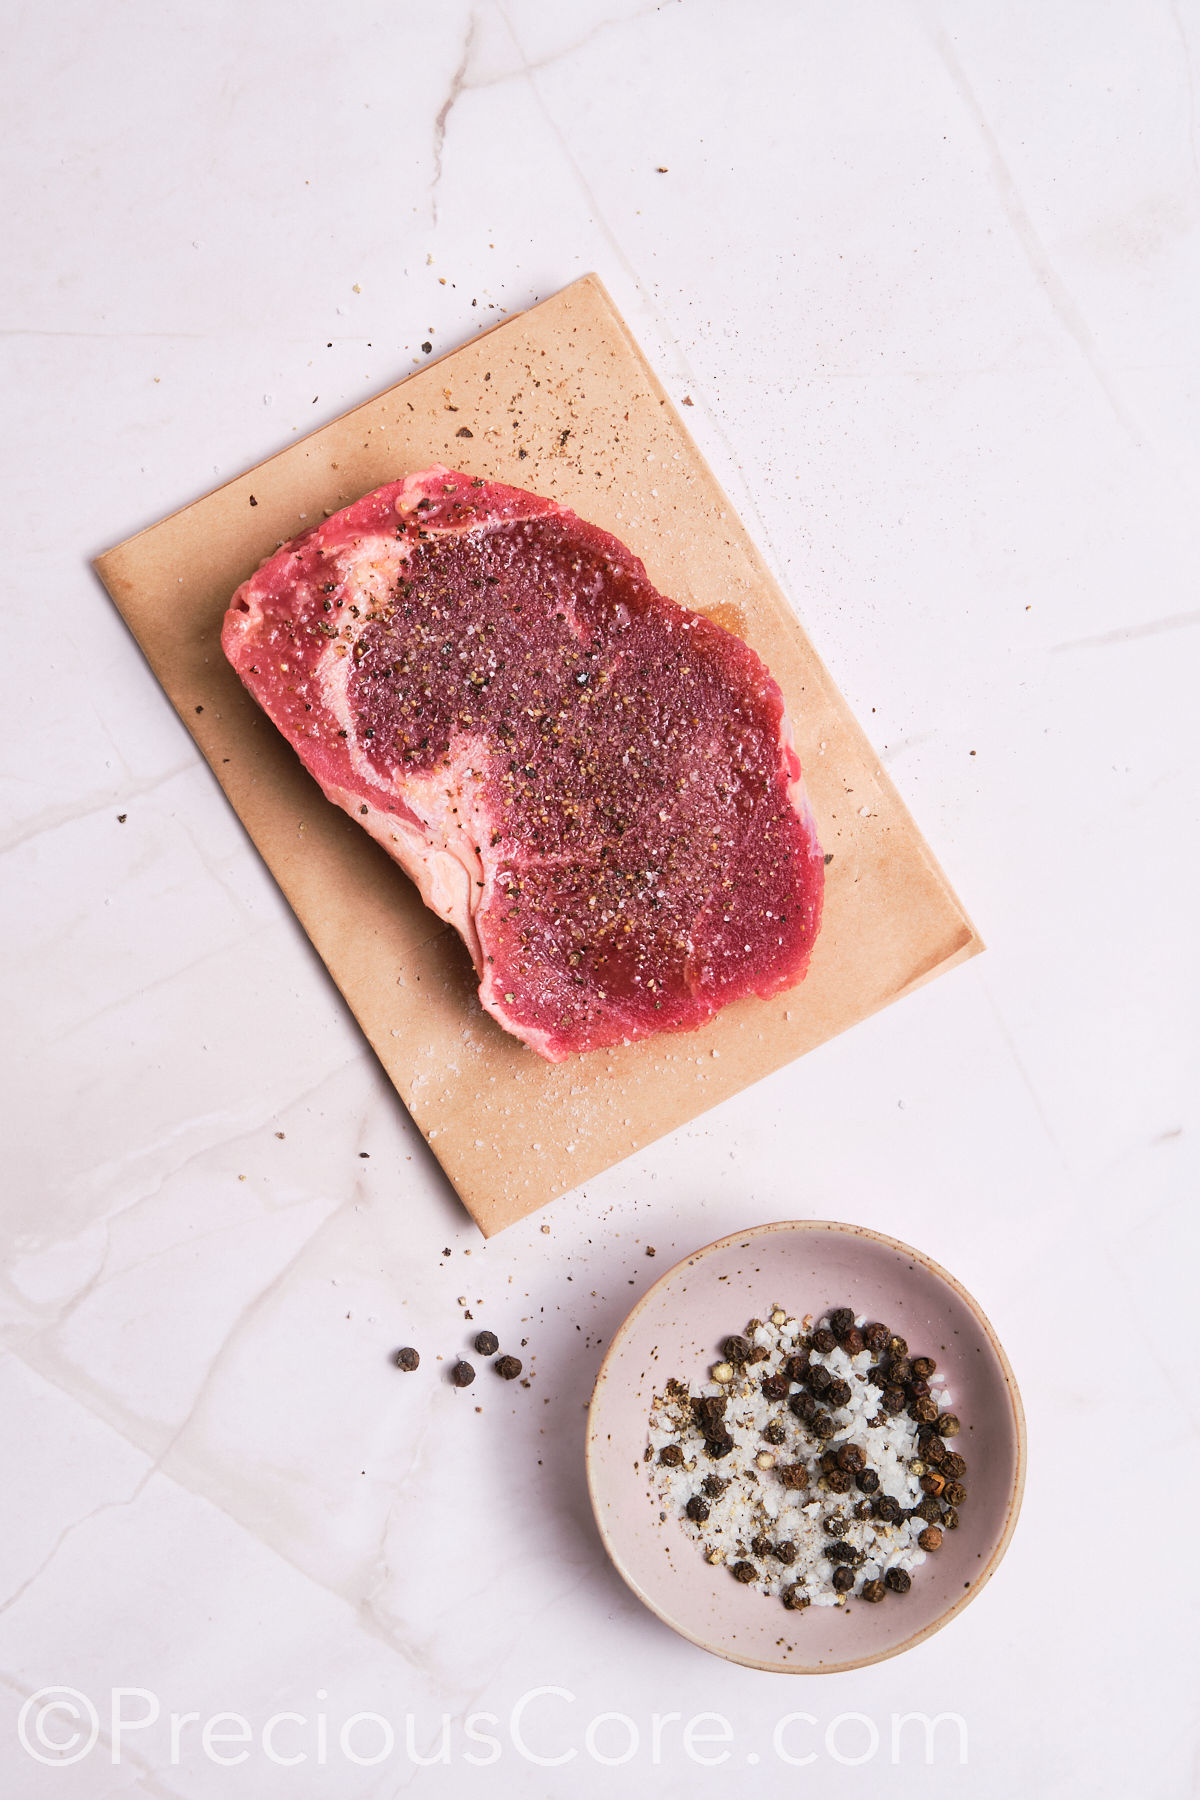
[{"x1": 94, "y1": 275, "x2": 981, "y2": 1235}]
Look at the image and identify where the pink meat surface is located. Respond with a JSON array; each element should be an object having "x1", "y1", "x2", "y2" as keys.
[{"x1": 222, "y1": 467, "x2": 824, "y2": 1061}]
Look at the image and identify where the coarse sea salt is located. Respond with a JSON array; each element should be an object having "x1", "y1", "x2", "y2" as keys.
[{"x1": 647, "y1": 1310, "x2": 954, "y2": 1608}]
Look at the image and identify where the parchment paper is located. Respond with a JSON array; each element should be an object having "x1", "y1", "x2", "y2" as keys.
[{"x1": 94, "y1": 276, "x2": 981, "y2": 1234}]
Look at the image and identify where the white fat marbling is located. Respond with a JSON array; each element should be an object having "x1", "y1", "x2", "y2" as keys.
[{"x1": 2, "y1": 2, "x2": 1196, "y2": 1794}]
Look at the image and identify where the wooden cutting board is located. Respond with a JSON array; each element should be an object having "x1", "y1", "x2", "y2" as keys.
[{"x1": 94, "y1": 275, "x2": 981, "y2": 1234}]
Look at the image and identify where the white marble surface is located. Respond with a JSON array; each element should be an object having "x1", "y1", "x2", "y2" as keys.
[{"x1": 3, "y1": 1, "x2": 1197, "y2": 1793}]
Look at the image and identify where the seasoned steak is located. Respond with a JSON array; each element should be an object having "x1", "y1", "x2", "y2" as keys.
[{"x1": 222, "y1": 466, "x2": 824, "y2": 1060}]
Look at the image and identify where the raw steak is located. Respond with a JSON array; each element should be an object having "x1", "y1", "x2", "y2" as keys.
[{"x1": 222, "y1": 467, "x2": 824, "y2": 1061}]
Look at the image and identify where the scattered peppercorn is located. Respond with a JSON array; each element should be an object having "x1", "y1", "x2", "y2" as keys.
[
  {"x1": 473, "y1": 1331, "x2": 499, "y2": 1356},
  {"x1": 495, "y1": 1355, "x2": 523, "y2": 1380},
  {"x1": 723, "y1": 1335, "x2": 751, "y2": 1365},
  {"x1": 920, "y1": 1470, "x2": 947, "y2": 1497},
  {"x1": 856, "y1": 1468, "x2": 881, "y2": 1494},
  {"x1": 910, "y1": 1396, "x2": 939, "y2": 1424},
  {"x1": 731, "y1": 1561, "x2": 758, "y2": 1584},
  {"x1": 873, "y1": 1495, "x2": 902, "y2": 1523},
  {"x1": 884, "y1": 1567, "x2": 912, "y2": 1594},
  {"x1": 763, "y1": 1420, "x2": 787, "y2": 1445},
  {"x1": 911, "y1": 1355, "x2": 936, "y2": 1378},
  {"x1": 705, "y1": 1433, "x2": 734, "y2": 1459},
  {"x1": 773, "y1": 1540, "x2": 797, "y2": 1565},
  {"x1": 829, "y1": 1307, "x2": 855, "y2": 1338},
  {"x1": 941, "y1": 1451, "x2": 967, "y2": 1479},
  {"x1": 862, "y1": 1578, "x2": 887, "y2": 1603},
  {"x1": 760, "y1": 1372, "x2": 789, "y2": 1403},
  {"x1": 863, "y1": 1322, "x2": 890, "y2": 1354},
  {"x1": 888, "y1": 1357, "x2": 914, "y2": 1385},
  {"x1": 811, "y1": 1327, "x2": 837, "y2": 1354},
  {"x1": 823, "y1": 1468, "x2": 852, "y2": 1494},
  {"x1": 841, "y1": 1327, "x2": 865, "y2": 1356},
  {"x1": 807, "y1": 1365, "x2": 833, "y2": 1396},
  {"x1": 918, "y1": 1526, "x2": 943, "y2": 1552},
  {"x1": 685, "y1": 1495, "x2": 710, "y2": 1522},
  {"x1": 831, "y1": 1566, "x2": 855, "y2": 1593},
  {"x1": 702, "y1": 1475, "x2": 729, "y2": 1498},
  {"x1": 783, "y1": 1353, "x2": 811, "y2": 1382},
  {"x1": 778, "y1": 1463, "x2": 808, "y2": 1490},
  {"x1": 751, "y1": 1533, "x2": 773, "y2": 1559},
  {"x1": 659, "y1": 1444, "x2": 684, "y2": 1467},
  {"x1": 941, "y1": 1506, "x2": 960, "y2": 1530},
  {"x1": 812, "y1": 1411, "x2": 837, "y2": 1439},
  {"x1": 916, "y1": 1496, "x2": 942, "y2": 1523},
  {"x1": 825, "y1": 1378, "x2": 852, "y2": 1407},
  {"x1": 888, "y1": 1336, "x2": 908, "y2": 1359},
  {"x1": 781, "y1": 1584, "x2": 810, "y2": 1611},
  {"x1": 451, "y1": 1361, "x2": 475, "y2": 1387},
  {"x1": 943, "y1": 1480, "x2": 967, "y2": 1507},
  {"x1": 395, "y1": 1347, "x2": 420, "y2": 1372},
  {"x1": 881, "y1": 1386, "x2": 906, "y2": 1415},
  {"x1": 938, "y1": 1413, "x2": 961, "y2": 1438},
  {"x1": 789, "y1": 1390, "x2": 818, "y2": 1423},
  {"x1": 823, "y1": 1512, "x2": 848, "y2": 1537},
  {"x1": 836, "y1": 1442, "x2": 867, "y2": 1474}
]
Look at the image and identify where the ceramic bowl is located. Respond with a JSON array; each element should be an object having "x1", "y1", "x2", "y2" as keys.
[{"x1": 586, "y1": 1220, "x2": 1025, "y2": 1672}]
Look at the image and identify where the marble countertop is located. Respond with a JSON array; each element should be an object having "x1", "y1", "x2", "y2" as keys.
[{"x1": 4, "y1": 2, "x2": 1195, "y2": 1793}]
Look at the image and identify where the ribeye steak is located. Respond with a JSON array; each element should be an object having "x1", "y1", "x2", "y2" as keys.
[{"x1": 222, "y1": 467, "x2": 824, "y2": 1061}]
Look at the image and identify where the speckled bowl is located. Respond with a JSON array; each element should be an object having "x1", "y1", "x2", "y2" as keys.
[{"x1": 586, "y1": 1220, "x2": 1025, "y2": 1672}]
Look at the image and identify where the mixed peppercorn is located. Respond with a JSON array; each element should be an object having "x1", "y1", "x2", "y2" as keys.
[{"x1": 649, "y1": 1306, "x2": 968, "y2": 1611}]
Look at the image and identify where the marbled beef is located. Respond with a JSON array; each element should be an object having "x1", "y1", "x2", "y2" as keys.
[{"x1": 222, "y1": 467, "x2": 823, "y2": 1060}]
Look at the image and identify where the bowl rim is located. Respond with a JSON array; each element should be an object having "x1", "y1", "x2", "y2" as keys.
[{"x1": 585, "y1": 1217, "x2": 1027, "y2": 1674}]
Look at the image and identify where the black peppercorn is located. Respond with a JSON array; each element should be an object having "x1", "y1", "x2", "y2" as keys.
[
  {"x1": 916, "y1": 1496, "x2": 942, "y2": 1522},
  {"x1": 723, "y1": 1335, "x2": 751, "y2": 1366},
  {"x1": 783, "y1": 1352, "x2": 811, "y2": 1383},
  {"x1": 938, "y1": 1413, "x2": 961, "y2": 1438},
  {"x1": 836, "y1": 1442, "x2": 867, "y2": 1474},
  {"x1": 811, "y1": 1328, "x2": 837, "y2": 1354},
  {"x1": 887, "y1": 1357, "x2": 913, "y2": 1385},
  {"x1": 473, "y1": 1331, "x2": 499, "y2": 1357},
  {"x1": 702, "y1": 1474, "x2": 728, "y2": 1498},
  {"x1": 659, "y1": 1444, "x2": 684, "y2": 1467},
  {"x1": 841, "y1": 1327, "x2": 865, "y2": 1356},
  {"x1": 918, "y1": 1525, "x2": 943, "y2": 1552},
  {"x1": 807, "y1": 1364, "x2": 833, "y2": 1396},
  {"x1": 908, "y1": 1376, "x2": 931, "y2": 1399},
  {"x1": 941, "y1": 1451, "x2": 967, "y2": 1479},
  {"x1": 910, "y1": 1396, "x2": 939, "y2": 1424},
  {"x1": 884, "y1": 1567, "x2": 912, "y2": 1594},
  {"x1": 773, "y1": 1540, "x2": 797, "y2": 1565},
  {"x1": 941, "y1": 1505, "x2": 960, "y2": 1530},
  {"x1": 861, "y1": 1578, "x2": 887, "y2": 1603},
  {"x1": 921, "y1": 1434, "x2": 947, "y2": 1466},
  {"x1": 853, "y1": 1499, "x2": 874, "y2": 1520},
  {"x1": 920, "y1": 1470, "x2": 946, "y2": 1497},
  {"x1": 451, "y1": 1361, "x2": 475, "y2": 1387},
  {"x1": 866, "y1": 1364, "x2": 888, "y2": 1387},
  {"x1": 731, "y1": 1561, "x2": 757, "y2": 1584},
  {"x1": 782, "y1": 1583, "x2": 810, "y2": 1611},
  {"x1": 831, "y1": 1565, "x2": 855, "y2": 1593},
  {"x1": 824, "y1": 1467, "x2": 852, "y2": 1494},
  {"x1": 685, "y1": 1494, "x2": 710, "y2": 1522},
  {"x1": 812, "y1": 1411, "x2": 837, "y2": 1439},
  {"x1": 825, "y1": 1378, "x2": 852, "y2": 1408},
  {"x1": 873, "y1": 1495, "x2": 901, "y2": 1523},
  {"x1": 778, "y1": 1463, "x2": 808, "y2": 1490},
  {"x1": 911, "y1": 1355, "x2": 936, "y2": 1378},
  {"x1": 825, "y1": 1540, "x2": 857, "y2": 1564},
  {"x1": 705, "y1": 1433, "x2": 734, "y2": 1459},
  {"x1": 856, "y1": 1468, "x2": 881, "y2": 1495},
  {"x1": 395, "y1": 1347, "x2": 420, "y2": 1372},
  {"x1": 863, "y1": 1322, "x2": 890, "y2": 1354},
  {"x1": 760, "y1": 1372, "x2": 789, "y2": 1403},
  {"x1": 881, "y1": 1386, "x2": 906, "y2": 1415},
  {"x1": 943, "y1": 1480, "x2": 967, "y2": 1507},
  {"x1": 829, "y1": 1307, "x2": 855, "y2": 1338},
  {"x1": 692, "y1": 1394, "x2": 727, "y2": 1428},
  {"x1": 763, "y1": 1420, "x2": 787, "y2": 1446},
  {"x1": 495, "y1": 1355, "x2": 522, "y2": 1380},
  {"x1": 888, "y1": 1335, "x2": 908, "y2": 1359},
  {"x1": 751, "y1": 1533, "x2": 773, "y2": 1558},
  {"x1": 823, "y1": 1512, "x2": 848, "y2": 1537}
]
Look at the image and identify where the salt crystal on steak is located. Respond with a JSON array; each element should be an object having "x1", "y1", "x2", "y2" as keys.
[{"x1": 222, "y1": 466, "x2": 824, "y2": 1061}]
